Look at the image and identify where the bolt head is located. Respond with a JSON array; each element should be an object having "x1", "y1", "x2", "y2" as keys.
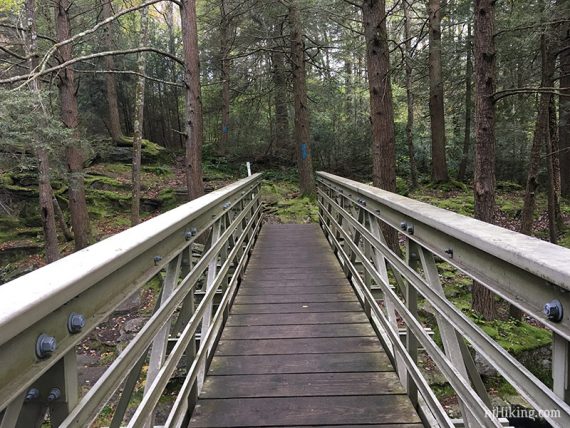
[
  {"x1": 153, "y1": 256, "x2": 162, "y2": 265},
  {"x1": 544, "y1": 300, "x2": 564, "y2": 322},
  {"x1": 36, "y1": 334, "x2": 57, "y2": 359},
  {"x1": 400, "y1": 222, "x2": 407, "y2": 231},
  {"x1": 68, "y1": 313, "x2": 86, "y2": 334},
  {"x1": 25, "y1": 388, "x2": 40, "y2": 401},
  {"x1": 407, "y1": 224, "x2": 414, "y2": 234}
]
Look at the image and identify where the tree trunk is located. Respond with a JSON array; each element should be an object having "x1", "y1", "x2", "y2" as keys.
[
  {"x1": 472, "y1": 0, "x2": 497, "y2": 320},
  {"x1": 520, "y1": 34, "x2": 555, "y2": 236},
  {"x1": 53, "y1": 195, "x2": 73, "y2": 241},
  {"x1": 272, "y1": 23, "x2": 290, "y2": 159},
  {"x1": 403, "y1": 0, "x2": 418, "y2": 189},
  {"x1": 166, "y1": 2, "x2": 184, "y2": 149},
  {"x1": 363, "y1": 0, "x2": 398, "y2": 251},
  {"x1": 458, "y1": 22, "x2": 473, "y2": 181},
  {"x1": 289, "y1": 0, "x2": 316, "y2": 196},
  {"x1": 180, "y1": 0, "x2": 205, "y2": 200},
  {"x1": 26, "y1": 0, "x2": 60, "y2": 263},
  {"x1": 560, "y1": 18, "x2": 570, "y2": 198},
  {"x1": 219, "y1": 0, "x2": 231, "y2": 153},
  {"x1": 428, "y1": 0, "x2": 449, "y2": 183},
  {"x1": 131, "y1": 7, "x2": 149, "y2": 226},
  {"x1": 549, "y1": 96, "x2": 564, "y2": 234},
  {"x1": 101, "y1": 0, "x2": 123, "y2": 142},
  {"x1": 55, "y1": 0, "x2": 91, "y2": 251}
]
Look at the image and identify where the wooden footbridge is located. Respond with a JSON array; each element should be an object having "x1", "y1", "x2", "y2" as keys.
[{"x1": 0, "y1": 172, "x2": 569, "y2": 428}]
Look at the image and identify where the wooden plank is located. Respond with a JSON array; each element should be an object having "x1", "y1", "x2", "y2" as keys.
[
  {"x1": 231, "y1": 301, "x2": 363, "y2": 314},
  {"x1": 220, "y1": 323, "x2": 376, "y2": 340},
  {"x1": 244, "y1": 271, "x2": 345, "y2": 280},
  {"x1": 200, "y1": 372, "x2": 405, "y2": 398},
  {"x1": 240, "y1": 278, "x2": 348, "y2": 287},
  {"x1": 233, "y1": 293, "x2": 358, "y2": 304},
  {"x1": 188, "y1": 395, "x2": 422, "y2": 427},
  {"x1": 238, "y1": 285, "x2": 349, "y2": 295},
  {"x1": 216, "y1": 337, "x2": 383, "y2": 356},
  {"x1": 208, "y1": 353, "x2": 393, "y2": 375},
  {"x1": 226, "y1": 311, "x2": 368, "y2": 326}
]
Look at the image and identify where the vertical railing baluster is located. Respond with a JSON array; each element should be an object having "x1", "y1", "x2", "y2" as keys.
[
  {"x1": 405, "y1": 239, "x2": 419, "y2": 408},
  {"x1": 553, "y1": 333, "x2": 570, "y2": 403}
]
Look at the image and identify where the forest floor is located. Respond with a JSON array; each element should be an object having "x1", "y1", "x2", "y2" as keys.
[{"x1": 1, "y1": 158, "x2": 568, "y2": 424}]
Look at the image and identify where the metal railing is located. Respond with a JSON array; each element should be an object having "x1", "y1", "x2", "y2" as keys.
[
  {"x1": 0, "y1": 173, "x2": 263, "y2": 428},
  {"x1": 317, "y1": 171, "x2": 570, "y2": 428}
]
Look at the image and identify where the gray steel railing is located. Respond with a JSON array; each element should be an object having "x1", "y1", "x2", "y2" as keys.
[
  {"x1": 0, "y1": 173, "x2": 263, "y2": 428},
  {"x1": 317, "y1": 171, "x2": 570, "y2": 428}
]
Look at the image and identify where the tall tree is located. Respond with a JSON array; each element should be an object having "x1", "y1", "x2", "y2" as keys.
[
  {"x1": 55, "y1": 0, "x2": 91, "y2": 250},
  {"x1": 362, "y1": 0, "x2": 398, "y2": 250},
  {"x1": 403, "y1": 0, "x2": 418, "y2": 189},
  {"x1": 26, "y1": 0, "x2": 59, "y2": 263},
  {"x1": 472, "y1": 0, "x2": 497, "y2": 320},
  {"x1": 458, "y1": 22, "x2": 473, "y2": 181},
  {"x1": 520, "y1": 33, "x2": 555, "y2": 237},
  {"x1": 428, "y1": 0, "x2": 449, "y2": 183},
  {"x1": 101, "y1": 0, "x2": 123, "y2": 142},
  {"x1": 289, "y1": 0, "x2": 316, "y2": 196},
  {"x1": 131, "y1": 6, "x2": 150, "y2": 226},
  {"x1": 180, "y1": 0, "x2": 205, "y2": 200},
  {"x1": 219, "y1": 0, "x2": 231, "y2": 153},
  {"x1": 560, "y1": 16, "x2": 570, "y2": 198}
]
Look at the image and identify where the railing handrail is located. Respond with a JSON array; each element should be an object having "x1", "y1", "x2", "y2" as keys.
[
  {"x1": 317, "y1": 171, "x2": 570, "y2": 292},
  {"x1": 316, "y1": 172, "x2": 570, "y2": 428},
  {"x1": 0, "y1": 173, "x2": 262, "y2": 346}
]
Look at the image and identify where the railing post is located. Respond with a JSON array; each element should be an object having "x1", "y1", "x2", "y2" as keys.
[
  {"x1": 405, "y1": 239, "x2": 419, "y2": 409},
  {"x1": 553, "y1": 333, "x2": 570, "y2": 402}
]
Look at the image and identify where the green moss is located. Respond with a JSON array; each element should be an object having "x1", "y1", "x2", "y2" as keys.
[
  {"x1": 85, "y1": 175, "x2": 125, "y2": 189},
  {"x1": 496, "y1": 181, "x2": 523, "y2": 192},
  {"x1": 426, "y1": 180, "x2": 468, "y2": 192},
  {"x1": 477, "y1": 319, "x2": 551, "y2": 354},
  {"x1": 276, "y1": 197, "x2": 319, "y2": 223},
  {"x1": 158, "y1": 188, "x2": 178, "y2": 210},
  {"x1": 143, "y1": 166, "x2": 172, "y2": 176},
  {"x1": 396, "y1": 177, "x2": 409, "y2": 196},
  {"x1": 497, "y1": 197, "x2": 523, "y2": 217}
]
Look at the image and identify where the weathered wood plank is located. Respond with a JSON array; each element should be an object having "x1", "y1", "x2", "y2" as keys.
[
  {"x1": 240, "y1": 278, "x2": 348, "y2": 287},
  {"x1": 233, "y1": 292, "x2": 357, "y2": 304},
  {"x1": 188, "y1": 395, "x2": 422, "y2": 427},
  {"x1": 226, "y1": 311, "x2": 368, "y2": 326},
  {"x1": 208, "y1": 353, "x2": 393, "y2": 375},
  {"x1": 231, "y1": 301, "x2": 363, "y2": 314},
  {"x1": 200, "y1": 372, "x2": 405, "y2": 398},
  {"x1": 220, "y1": 323, "x2": 376, "y2": 340},
  {"x1": 216, "y1": 337, "x2": 383, "y2": 356},
  {"x1": 238, "y1": 285, "x2": 349, "y2": 295}
]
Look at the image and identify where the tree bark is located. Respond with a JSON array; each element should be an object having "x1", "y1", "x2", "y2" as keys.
[
  {"x1": 403, "y1": 0, "x2": 418, "y2": 189},
  {"x1": 520, "y1": 35, "x2": 555, "y2": 236},
  {"x1": 428, "y1": 0, "x2": 449, "y2": 183},
  {"x1": 472, "y1": 0, "x2": 497, "y2": 320},
  {"x1": 289, "y1": 0, "x2": 316, "y2": 196},
  {"x1": 362, "y1": 0, "x2": 398, "y2": 251},
  {"x1": 458, "y1": 22, "x2": 473, "y2": 181},
  {"x1": 166, "y1": 2, "x2": 184, "y2": 149},
  {"x1": 180, "y1": 0, "x2": 205, "y2": 200},
  {"x1": 560, "y1": 18, "x2": 570, "y2": 198},
  {"x1": 131, "y1": 7, "x2": 149, "y2": 226},
  {"x1": 219, "y1": 0, "x2": 231, "y2": 153},
  {"x1": 101, "y1": 0, "x2": 123, "y2": 142},
  {"x1": 26, "y1": 0, "x2": 60, "y2": 263},
  {"x1": 55, "y1": 0, "x2": 91, "y2": 251}
]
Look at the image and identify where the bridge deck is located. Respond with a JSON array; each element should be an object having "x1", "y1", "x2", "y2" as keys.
[{"x1": 188, "y1": 224, "x2": 423, "y2": 427}]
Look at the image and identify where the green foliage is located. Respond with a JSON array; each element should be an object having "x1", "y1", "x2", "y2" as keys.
[{"x1": 0, "y1": 89, "x2": 71, "y2": 153}]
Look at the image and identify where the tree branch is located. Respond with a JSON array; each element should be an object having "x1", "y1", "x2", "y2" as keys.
[
  {"x1": 493, "y1": 87, "x2": 570, "y2": 102},
  {"x1": 0, "y1": 47, "x2": 183, "y2": 85}
]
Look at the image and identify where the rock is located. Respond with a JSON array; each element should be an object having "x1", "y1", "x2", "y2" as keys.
[
  {"x1": 115, "y1": 291, "x2": 143, "y2": 314},
  {"x1": 123, "y1": 317, "x2": 146, "y2": 333},
  {"x1": 474, "y1": 351, "x2": 499, "y2": 377}
]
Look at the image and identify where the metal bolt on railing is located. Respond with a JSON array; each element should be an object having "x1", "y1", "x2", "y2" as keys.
[
  {"x1": 444, "y1": 248, "x2": 454, "y2": 258},
  {"x1": 185, "y1": 227, "x2": 198, "y2": 241},
  {"x1": 544, "y1": 299, "x2": 564, "y2": 322},
  {"x1": 407, "y1": 224, "x2": 415, "y2": 235},
  {"x1": 36, "y1": 334, "x2": 57, "y2": 359},
  {"x1": 223, "y1": 202, "x2": 231, "y2": 210},
  {"x1": 153, "y1": 256, "x2": 162, "y2": 266},
  {"x1": 25, "y1": 388, "x2": 40, "y2": 401},
  {"x1": 400, "y1": 222, "x2": 408, "y2": 231},
  {"x1": 47, "y1": 388, "x2": 61, "y2": 402},
  {"x1": 67, "y1": 313, "x2": 86, "y2": 334}
]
